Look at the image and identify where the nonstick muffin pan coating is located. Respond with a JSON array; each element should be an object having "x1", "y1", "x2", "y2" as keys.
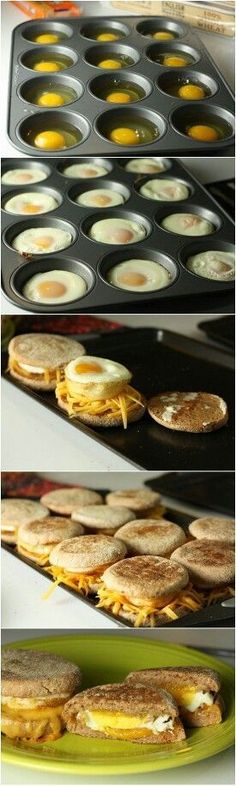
[
  {"x1": 2, "y1": 500, "x2": 234, "y2": 628},
  {"x1": 8, "y1": 16, "x2": 235, "y2": 156},
  {"x1": 1, "y1": 157, "x2": 234, "y2": 313},
  {"x1": 2, "y1": 326, "x2": 234, "y2": 471}
]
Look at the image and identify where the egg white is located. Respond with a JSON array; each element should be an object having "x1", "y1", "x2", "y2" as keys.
[
  {"x1": 125, "y1": 158, "x2": 166, "y2": 174},
  {"x1": 76, "y1": 189, "x2": 124, "y2": 208},
  {"x1": 12, "y1": 227, "x2": 73, "y2": 254},
  {"x1": 23, "y1": 269, "x2": 87, "y2": 304},
  {"x1": 162, "y1": 213, "x2": 214, "y2": 236},
  {"x1": 63, "y1": 163, "x2": 108, "y2": 178},
  {"x1": 187, "y1": 250, "x2": 235, "y2": 280},
  {"x1": 107, "y1": 259, "x2": 171, "y2": 291},
  {"x1": 2, "y1": 169, "x2": 48, "y2": 185},
  {"x1": 4, "y1": 192, "x2": 58, "y2": 215},
  {"x1": 66, "y1": 355, "x2": 131, "y2": 385},
  {"x1": 89, "y1": 218, "x2": 146, "y2": 244},
  {"x1": 140, "y1": 178, "x2": 189, "y2": 201}
]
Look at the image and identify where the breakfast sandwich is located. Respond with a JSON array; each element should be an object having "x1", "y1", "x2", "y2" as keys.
[
  {"x1": 17, "y1": 516, "x2": 85, "y2": 565},
  {"x1": 171, "y1": 540, "x2": 235, "y2": 591},
  {"x1": 45, "y1": 535, "x2": 127, "y2": 596},
  {"x1": 147, "y1": 392, "x2": 228, "y2": 432},
  {"x1": 114, "y1": 518, "x2": 186, "y2": 556},
  {"x1": 1, "y1": 648, "x2": 81, "y2": 743},
  {"x1": 56, "y1": 356, "x2": 146, "y2": 429},
  {"x1": 40, "y1": 487, "x2": 103, "y2": 515},
  {"x1": 72, "y1": 505, "x2": 135, "y2": 535},
  {"x1": 96, "y1": 554, "x2": 204, "y2": 627},
  {"x1": 188, "y1": 516, "x2": 235, "y2": 545},
  {"x1": 106, "y1": 488, "x2": 161, "y2": 514},
  {"x1": 1, "y1": 498, "x2": 49, "y2": 544},
  {"x1": 8, "y1": 333, "x2": 85, "y2": 390},
  {"x1": 125, "y1": 667, "x2": 223, "y2": 727},
  {"x1": 62, "y1": 682, "x2": 186, "y2": 743}
]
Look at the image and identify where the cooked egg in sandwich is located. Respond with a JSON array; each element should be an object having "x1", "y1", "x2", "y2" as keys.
[
  {"x1": 56, "y1": 355, "x2": 146, "y2": 429},
  {"x1": 125, "y1": 667, "x2": 223, "y2": 727},
  {"x1": 8, "y1": 333, "x2": 85, "y2": 390},
  {"x1": 62, "y1": 682, "x2": 186, "y2": 743},
  {"x1": 1, "y1": 648, "x2": 81, "y2": 743},
  {"x1": 44, "y1": 534, "x2": 127, "y2": 597}
]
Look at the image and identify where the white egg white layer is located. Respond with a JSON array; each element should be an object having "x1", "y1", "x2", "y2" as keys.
[
  {"x1": 162, "y1": 213, "x2": 214, "y2": 236},
  {"x1": 89, "y1": 218, "x2": 146, "y2": 244},
  {"x1": 184, "y1": 691, "x2": 214, "y2": 712},
  {"x1": 84, "y1": 711, "x2": 174, "y2": 733},
  {"x1": 4, "y1": 192, "x2": 58, "y2": 215},
  {"x1": 12, "y1": 227, "x2": 72, "y2": 254},
  {"x1": 63, "y1": 164, "x2": 108, "y2": 178},
  {"x1": 2, "y1": 169, "x2": 48, "y2": 185},
  {"x1": 125, "y1": 158, "x2": 166, "y2": 173},
  {"x1": 187, "y1": 250, "x2": 235, "y2": 280},
  {"x1": 76, "y1": 189, "x2": 124, "y2": 208},
  {"x1": 108, "y1": 259, "x2": 171, "y2": 291},
  {"x1": 66, "y1": 355, "x2": 131, "y2": 385},
  {"x1": 140, "y1": 178, "x2": 189, "y2": 201},
  {"x1": 23, "y1": 270, "x2": 87, "y2": 304}
]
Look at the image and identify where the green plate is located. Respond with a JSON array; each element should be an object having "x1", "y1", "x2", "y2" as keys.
[{"x1": 2, "y1": 634, "x2": 234, "y2": 775}]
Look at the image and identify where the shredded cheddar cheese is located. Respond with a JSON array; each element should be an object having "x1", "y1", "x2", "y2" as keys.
[
  {"x1": 17, "y1": 541, "x2": 49, "y2": 565},
  {"x1": 42, "y1": 563, "x2": 115, "y2": 600},
  {"x1": 97, "y1": 583, "x2": 206, "y2": 627},
  {"x1": 55, "y1": 382, "x2": 144, "y2": 429}
]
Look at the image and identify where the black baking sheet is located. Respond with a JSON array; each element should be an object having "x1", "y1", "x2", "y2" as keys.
[
  {"x1": 2, "y1": 327, "x2": 234, "y2": 470},
  {"x1": 2, "y1": 501, "x2": 234, "y2": 628},
  {"x1": 147, "y1": 472, "x2": 235, "y2": 515},
  {"x1": 198, "y1": 316, "x2": 235, "y2": 350}
]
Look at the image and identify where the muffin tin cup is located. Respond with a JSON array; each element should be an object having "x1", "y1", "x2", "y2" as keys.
[
  {"x1": 88, "y1": 71, "x2": 153, "y2": 103},
  {"x1": 179, "y1": 239, "x2": 235, "y2": 280},
  {"x1": 1, "y1": 156, "x2": 234, "y2": 313},
  {"x1": 157, "y1": 70, "x2": 218, "y2": 101},
  {"x1": 68, "y1": 179, "x2": 131, "y2": 207},
  {"x1": 18, "y1": 74, "x2": 84, "y2": 107},
  {"x1": 22, "y1": 21, "x2": 74, "y2": 43},
  {"x1": 17, "y1": 110, "x2": 91, "y2": 154},
  {"x1": 136, "y1": 17, "x2": 187, "y2": 39},
  {"x1": 1, "y1": 183, "x2": 63, "y2": 214},
  {"x1": 156, "y1": 203, "x2": 222, "y2": 236},
  {"x1": 11, "y1": 256, "x2": 96, "y2": 311},
  {"x1": 8, "y1": 16, "x2": 235, "y2": 156}
]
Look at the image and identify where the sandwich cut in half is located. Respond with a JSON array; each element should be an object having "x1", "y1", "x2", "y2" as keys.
[
  {"x1": 1, "y1": 648, "x2": 81, "y2": 743},
  {"x1": 44, "y1": 535, "x2": 127, "y2": 597},
  {"x1": 62, "y1": 682, "x2": 186, "y2": 743},
  {"x1": 17, "y1": 516, "x2": 85, "y2": 565},
  {"x1": 1, "y1": 498, "x2": 49, "y2": 544},
  {"x1": 125, "y1": 667, "x2": 223, "y2": 727},
  {"x1": 8, "y1": 333, "x2": 85, "y2": 390},
  {"x1": 96, "y1": 555, "x2": 206, "y2": 627},
  {"x1": 56, "y1": 355, "x2": 146, "y2": 429}
]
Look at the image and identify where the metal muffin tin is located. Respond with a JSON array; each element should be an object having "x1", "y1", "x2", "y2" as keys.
[
  {"x1": 8, "y1": 16, "x2": 235, "y2": 156},
  {"x1": 1, "y1": 157, "x2": 235, "y2": 313}
]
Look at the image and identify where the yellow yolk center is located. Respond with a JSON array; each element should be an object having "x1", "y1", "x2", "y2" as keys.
[
  {"x1": 22, "y1": 203, "x2": 42, "y2": 213},
  {"x1": 35, "y1": 33, "x2": 60, "y2": 44},
  {"x1": 187, "y1": 124, "x2": 219, "y2": 141},
  {"x1": 34, "y1": 236, "x2": 53, "y2": 250},
  {"x1": 37, "y1": 281, "x2": 67, "y2": 298},
  {"x1": 153, "y1": 31, "x2": 174, "y2": 40},
  {"x1": 178, "y1": 84, "x2": 205, "y2": 100},
  {"x1": 37, "y1": 92, "x2": 65, "y2": 107},
  {"x1": 97, "y1": 33, "x2": 119, "y2": 41},
  {"x1": 163, "y1": 55, "x2": 188, "y2": 67},
  {"x1": 92, "y1": 195, "x2": 112, "y2": 206},
  {"x1": 34, "y1": 131, "x2": 66, "y2": 150},
  {"x1": 110, "y1": 127, "x2": 139, "y2": 145},
  {"x1": 33, "y1": 61, "x2": 61, "y2": 72},
  {"x1": 98, "y1": 59, "x2": 122, "y2": 69},
  {"x1": 106, "y1": 91, "x2": 132, "y2": 103},
  {"x1": 75, "y1": 362, "x2": 103, "y2": 374},
  {"x1": 119, "y1": 272, "x2": 147, "y2": 286}
]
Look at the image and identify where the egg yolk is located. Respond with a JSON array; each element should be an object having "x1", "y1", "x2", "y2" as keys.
[
  {"x1": 37, "y1": 281, "x2": 66, "y2": 298},
  {"x1": 37, "y1": 92, "x2": 65, "y2": 107},
  {"x1": 153, "y1": 31, "x2": 174, "y2": 40},
  {"x1": 119, "y1": 272, "x2": 147, "y2": 286},
  {"x1": 92, "y1": 195, "x2": 112, "y2": 206},
  {"x1": 35, "y1": 236, "x2": 53, "y2": 250},
  {"x1": 97, "y1": 33, "x2": 119, "y2": 41},
  {"x1": 106, "y1": 91, "x2": 132, "y2": 103},
  {"x1": 110, "y1": 127, "x2": 139, "y2": 145},
  {"x1": 111, "y1": 229, "x2": 134, "y2": 242},
  {"x1": 98, "y1": 59, "x2": 122, "y2": 69},
  {"x1": 178, "y1": 84, "x2": 205, "y2": 100},
  {"x1": 187, "y1": 124, "x2": 219, "y2": 141},
  {"x1": 75, "y1": 362, "x2": 103, "y2": 374},
  {"x1": 34, "y1": 131, "x2": 66, "y2": 150},
  {"x1": 33, "y1": 61, "x2": 61, "y2": 72},
  {"x1": 35, "y1": 34, "x2": 60, "y2": 44},
  {"x1": 163, "y1": 55, "x2": 188, "y2": 67},
  {"x1": 22, "y1": 203, "x2": 42, "y2": 214}
]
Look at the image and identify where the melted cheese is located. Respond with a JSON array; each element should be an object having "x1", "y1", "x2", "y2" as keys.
[
  {"x1": 17, "y1": 540, "x2": 50, "y2": 565},
  {"x1": 55, "y1": 381, "x2": 144, "y2": 429},
  {"x1": 84, "y1": 710, "x2": 174, "y2": 735},
  {"x1": 2, "y1": 701, "x2": 65, "y2": 742},
  {"x1": 8, "y1": 357, "x2": 64, "y2": 384},
  {"x1": 97, "y1": 583, "x2": 205, "y2": 627},
  {"x1": 42, "y1": 563, "x2": 114, "y2": 599},
  {"x1": 165, "y1": 687, "x2": 214, "y2": 711}
]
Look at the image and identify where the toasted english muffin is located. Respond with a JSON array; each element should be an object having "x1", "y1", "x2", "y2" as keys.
[
  {"x1": 8, "y1": 333, "x2": 85, "y2": 390},
  {"x1": 148, "y1": 392, "x2": 228, "y2": 432}
]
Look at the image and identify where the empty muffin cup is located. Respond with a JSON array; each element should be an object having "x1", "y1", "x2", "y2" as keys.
[
  {"x1": 2, "y1": 185, "x2": 62, "y2": 215},
  {"x1": 171, "y1": 104, "x2": 235, "y2": 143},
  {"x1": 57, "y1": 157, "x2": 113, "y2": 178},
  {"x1": 179, "y1": 240, "x2": 235, "y2": 282},
  {"x1": 84, "y1": 43, "x2": 140, "y2": 69},
  {"x1": 20, "y1": 45, "x2": 78, "y2": 72},
  {"x1": 99, "y1": 248, "x2": 178, "y2": 293},
  {"x1": 95, "y1": 108, "x2": 166, "y2": 146},
  {"x1": 82, "y1": 209, "x2": 152, "y2": 245},
  {"x1": 136, "y1": 18, "x2": 185, "y2": 39},
  {"x1": 68, "y1": 180, "x2": 130, "y2": 208},
  {"x1": 158, "y1": 70, "x2": 218, "y2": 101},
  {"x1": 146, "y1": 42, "x2": 200, "y2": 66},
  {"x1": 4, "y1": 216, "x2": 77, "y2": 255},
  {"x1": 21, "y1": 22, "x2": 73, "y2": 43},
  {"x1": 157, "y1": 205, "x2": 221, "y2": 236},
  {"x1": 19, "y1": 75, "x2": 83, "y2": 108},
  {"x1": 11, "y1": 257, "x2": 95, "y2": 308},
  {"x1": 80, "y1": 21, "x2": 130, "y2": 41},
  {"x1": 17, "y1": 111, "x2": 90, "y2": 153},
  {"x1": 89, "y1": 72, "x2": 152, "y2": 103}
]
